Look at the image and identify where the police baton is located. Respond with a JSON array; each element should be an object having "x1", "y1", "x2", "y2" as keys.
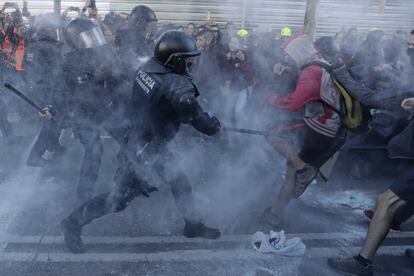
[
  {"x1": 222, "y1": 127, "x2": 267, "y2": 136},
  {"x1": 222, "y1": 127, "x2": 290, "y2": 139},
  {"x1": 4, "y1": 83, "x2": 45, "y2": 114}
]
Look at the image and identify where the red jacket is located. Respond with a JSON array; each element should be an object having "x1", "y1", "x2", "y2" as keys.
[
  {"x1": 267, "y1": 65, "x2": 322, "y2": 111},
  {"x1": 267, "y1": 34, "x2": 341, "y2": 138}
]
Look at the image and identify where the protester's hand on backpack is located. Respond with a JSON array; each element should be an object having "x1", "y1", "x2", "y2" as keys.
[
  {"x1": 273, "y1": 63, "x2": 286, "y2": 76},
  {"x1": 331, "y1": 58, "x2": 346, "y2": 71},
  {"x1": 401, "y1": 97, "x2": 414, "y2": 112}
]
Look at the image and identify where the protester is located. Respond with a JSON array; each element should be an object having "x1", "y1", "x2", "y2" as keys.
[
  {"x1": 184, "y1": 22, "x2": 196, "y2": 38},
  {"x1": 263, "y1": 34, "x2": 346, "y2": 227},
  {"x1": 328, "y1": 57, "x2": 414, "y2": 275},
  {"x1": 223, "y1": 36, "x2": 253, "y2": 94}
]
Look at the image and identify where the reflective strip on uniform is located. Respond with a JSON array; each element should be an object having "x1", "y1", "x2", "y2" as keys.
[{"x1": 15, "y1": 41, "x2": 26, "y2": 71}]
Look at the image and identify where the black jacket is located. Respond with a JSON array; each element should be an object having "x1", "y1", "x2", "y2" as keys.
[
  {"x1": 130, "y1": 57, "x2": 220, "y2": 143},
  {"x1": 25, "y1": 38, "x2": 63, "y2": 105},
  {"x1": 62, "y1": 46, "x2": 119, "y2": 120}
]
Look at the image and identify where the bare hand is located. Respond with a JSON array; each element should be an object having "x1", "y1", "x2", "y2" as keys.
[
  {"x1": 226, "y1": 52, "x2": 232, "y2": 60},
  {"x1": 235, "y1": 51, "x2": 245, "y2": 62},
  {"x1": 273, "y1": 63, "x2": 286, "y2": 75}
]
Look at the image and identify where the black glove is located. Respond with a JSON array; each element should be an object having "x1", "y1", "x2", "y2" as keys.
[
  {"x1": 136, "y1": 180, "x2": 159, "y2": 198},
  {"x1": 211, "y1": 116, "x2": 221, "y2": 132}
]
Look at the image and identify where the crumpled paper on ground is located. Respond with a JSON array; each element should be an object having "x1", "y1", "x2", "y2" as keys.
[{"x1": 251, "y1": 230, "x2": 306, "y2": 257}]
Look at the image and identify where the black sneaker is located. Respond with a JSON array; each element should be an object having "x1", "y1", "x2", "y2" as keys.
[
  {"x1": 261, "y1": 207, "x2": 283, "y2": 229},
  {"x1": 183, "y1": 221, "x2": 221, "y2": 240},
  {"x1": 61, "y1": 217, "x2": 85, "y2": 254},
  {"x1": 294, "y1": 164, "x2": 318, "y2": 198},
  {"x1": 327, "y1": 256, "x2": 373, "y2": 276}
]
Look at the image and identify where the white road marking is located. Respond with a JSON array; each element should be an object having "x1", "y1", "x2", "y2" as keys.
[
  {"x1": 307, "y1": 245, "x2": 410, "y2": 258},
  {"x1": 0, "y1": 245, "x2": 409, "y2": 263},
  {"x1": 0, "y1": 249, "x2": 291, "y2": 263},
  {"x1": 0, "y1": 231, "x2": 412, "y2": 245}
]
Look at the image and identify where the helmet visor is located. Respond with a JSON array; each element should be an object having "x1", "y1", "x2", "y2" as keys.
[{"x1": 75, "y1": 26, "x2": 107, "y2": 49}]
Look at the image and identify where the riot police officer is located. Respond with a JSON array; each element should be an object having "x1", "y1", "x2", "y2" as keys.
[
  {"x1": 58, "y1": 17, "x2": 129, "y2": 202},
  {"x1": 26, "y1": 14, "x2": 66, "y2": 167},
  {"x1": 61, "y1": 31, "x2": 222, "y2": 253},
  {"x1": 115, "y1": 5, "x2": 158, "y2": 74}
]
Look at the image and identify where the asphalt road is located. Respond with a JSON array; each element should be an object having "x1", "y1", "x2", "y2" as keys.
[{"x1": 0, "y1": 122, "x2": 413, "y2": 276}]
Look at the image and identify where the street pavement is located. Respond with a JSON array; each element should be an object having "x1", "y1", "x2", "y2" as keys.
[{"x1": 0, "y1": 123, "x2": 413, "y2": 276}]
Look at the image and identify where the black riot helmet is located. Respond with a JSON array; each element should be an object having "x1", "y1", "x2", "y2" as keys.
[
  {"x1": 154, "y1": 31, "x2": 200, "y2": 77},
  {"x1": 63, "y1": 17, "x2": 106, "y2": 51},
  {"x1": 33, "y1": 14, "x2": 64, "y2": 42},
  {"x1": 128, "y1": 5, "x2": 157, "y2": 27}
]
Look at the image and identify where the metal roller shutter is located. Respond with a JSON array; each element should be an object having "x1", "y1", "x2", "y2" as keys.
[
  {"x1": 5, "y1": 0, "x2": 111, "y2": 15},
  {"x1": 3, "y1": 0, "x2": 414, "y2": 36},
  {"x1": 317, "y1": 0, "x2": 414, "y2": 37},
  {"x1": 108, "y1": 0, "x2": 246, "y2": 26}
]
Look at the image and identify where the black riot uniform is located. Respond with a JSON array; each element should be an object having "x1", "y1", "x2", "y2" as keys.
[
  {"x1": 61, "y1": 31, "x2": 222, "y2": 254},
  {"x1": 25, "y1": 14, "x2": 67, "y2": 167},
  {"x1": 115, "y1": 5, "x2": 158, "y2": 75},
  {"x1": 60, "y1": 18, "x2": 130, "y2": 201}
]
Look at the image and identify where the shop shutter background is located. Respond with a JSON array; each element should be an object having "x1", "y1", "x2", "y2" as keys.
[{"x1": 5, "y1": 0, "x2": 414, "y2": 37}]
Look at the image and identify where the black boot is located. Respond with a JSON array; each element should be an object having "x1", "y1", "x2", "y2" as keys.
[
  {"x1": 183, "y1": 221, "x2": 221, "y2": 240},
  {"x1": 61, "y1": 217, "x2": 85, "y2": 253},
  {"x1": 61, "y1": 193, "x2": 109, "y2": 253}
]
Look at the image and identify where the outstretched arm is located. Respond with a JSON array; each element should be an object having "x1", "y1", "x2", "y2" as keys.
[
  {"x1": 172, "y1": 90, "x2": 221, "y2": 136},
  {"x1": 332, "y1": 60, "x2": 411, "y2": 110}
]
